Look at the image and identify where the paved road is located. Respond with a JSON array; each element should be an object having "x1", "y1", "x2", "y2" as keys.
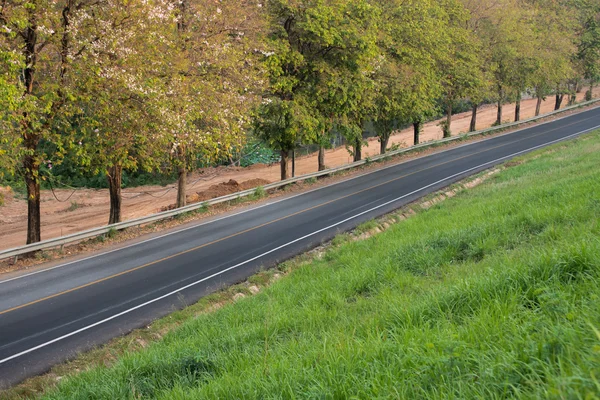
[{"x1": 1, "y1": 107, "x2": 599, "y2": 387}]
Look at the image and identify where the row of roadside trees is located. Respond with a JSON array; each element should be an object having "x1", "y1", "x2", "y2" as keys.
[{"x1": 0, "y1": 0, "x2": 599, "y2": 245}]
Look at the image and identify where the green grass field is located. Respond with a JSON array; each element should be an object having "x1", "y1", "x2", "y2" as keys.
[{"x1": 41, "y1": 133, "x2": 600, "y2": 399}]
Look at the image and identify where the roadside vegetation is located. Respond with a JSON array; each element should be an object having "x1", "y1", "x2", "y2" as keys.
[
  {"x1": 1, "y1": 0, "x2": 599, "y2": 244},
  {"x1": 28, "y1": 132, "x2": 600, "y2": 399}
]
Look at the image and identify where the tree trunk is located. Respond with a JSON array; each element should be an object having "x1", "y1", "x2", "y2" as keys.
[
  {"x1": 413, "y1": 121, "x2": 421, "y2": 145},
  {"x1": 469, "y1": 104, "x2": 478, "y2": 132},
  {"x1": 107, "y1": 164, "x2": 123, "y2": 225},
  {"x1": 496, "y1": 100, "x2": 503, "y2": 126},
  {"x1": 554, "y1": 93, "x2": 563, "y2": 110},
  {"x1": 22, "y1": 18, "x2": 42, "y2": 244},
  {"x1": 569, "y1": 86, "x2": 577, "y2": 106},
  {"x1": 586, "y1": 82, "x2": 594, "y2": 101},
  {"x1": 280, "y1": 150, "x2": 289, "y2": 180},
  {"x1": 444, "y1": 103, "x2": 452, "y2": 138},
  {"x1": 291, "y1": 149, "x2": 295, "y2": 178},
  {"x1": 176, "y1": 164, "x2": 186, "y2": 208},
  {"x1": 24, "y1": 153, "x2": 41, "y2": 244},
  {"x1": 318, "y1": 146, "x2": 326, "y2": 171},
  {"x1": 535, "y1": 96, "x2": 542, "y2": 116},
  {"x1": 567, "y1": 83, "x2": 577, "y2": 106},
  {"x1": 353, "y1": 138, "x2": 362, "y2": 162},
  {"x1": 379, "y1": 134, "x2": 389, "y2": 154},
  {"x1": 514, "y1": 94, "x2": 521, "y2": 122}
]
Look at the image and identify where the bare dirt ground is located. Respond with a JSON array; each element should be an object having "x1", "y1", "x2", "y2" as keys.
[{"x1": 0, "y1": 90, "x2": 597, "y2": 251}]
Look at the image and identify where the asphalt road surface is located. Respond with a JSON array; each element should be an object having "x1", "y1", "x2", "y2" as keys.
[{"x1": 1, "y1": 106, "x2": 599, "y2": 387}]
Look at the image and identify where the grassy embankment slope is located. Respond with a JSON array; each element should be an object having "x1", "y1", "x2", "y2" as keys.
[{"x1": 42, "y1": 133, "x2": 600, "y2": 399}]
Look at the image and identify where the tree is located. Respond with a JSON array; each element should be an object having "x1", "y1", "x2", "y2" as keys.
[
  {"x1": 371, "y1": 0, "x2": 443, "y2": 151},
  {"x1": 72, "y1": 0, "x2": 172, "y2": 224},
  {"x1": 528, "y1": 0, "x2": 576, "y2": 116},
  {"x1": 466, "y1": 73, "x2": 493, "y2": 131},
  {"x1": 0, "y1": 0, "x2": 87, "y2": 243},
  {"x1": 258, "y1": 0, "x2": 378, "y2": 173},
  {"x1": 165, "y1": 0, "x2": 264, "y2": 208},
  {"x1": 336, "y1": 64, "x2": 377, "y2": 163},
  {"x1": 463, "y1": 0, "x2": 530, "y2": 126},
  {"x1": 371, "y1": 50, "x2": 439, "y2": 152},
  {"x1": 437, "y1": 0, "x2": 484, "y2": 137},
  {"x1": 576, "y1": 3, "x2": 600, "y2": 100},
  {"x1": 509, "y1": 56, "x2": 536, "y2": 121},
  {"x1": 459, "y1": 0, "x2": 490, "y2": 131},
  {"x1": 252, "y1": 98, "x2": 318, "y2": 180}
]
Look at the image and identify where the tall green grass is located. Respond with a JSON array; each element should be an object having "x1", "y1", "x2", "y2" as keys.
[{"x1": 41, "y1": 134, "x2": 600, "y2": 399}]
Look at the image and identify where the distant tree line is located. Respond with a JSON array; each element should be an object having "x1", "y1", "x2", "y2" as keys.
[{"x1": 0, "y1": 0, "x2": 598, "y2": 244}]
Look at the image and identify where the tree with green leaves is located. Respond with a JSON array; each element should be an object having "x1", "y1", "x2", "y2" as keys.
[
  {"x1": 460, "y1": 0, "x2": 495, "y2": 131},
  {"x1": 438, "y1": 0, "x2": 483, "y2": 137},
  {"x1": 256, "y1": 0, "x2": 378, "y2": 175},
  {"x1": 337, "y1": 66, "x2": 377, "y2": 163},
  {"x1": 71, "y1": 0, "x2": 173, "y2": 224},
  {"x1": 527, "y1": 0, "x2": 576, "y2": 116},
  {"x1": 509, "y1": 56, "x2": 536, "y2": 121},
  {"x1": 253, "y1": 98, "x2": 319, "y2": 179},
  {"x1": 466, "y1": 71, "x2": 493, "y2": 131},
  {"x1": 0, "y1": 0, "x2": 89, "y2": 243},
  {"x1": 463, "y1": 0, "x2": 530, "y2": 126},
  {"x1": 490, "y1": 2, "x2": 526, "y2": 125},
  {"x1": 165, "y1": 0, "x2": 265, "y2": 208},
  {"x1": 576, "y1": 2, "x2": 600, "y2": 100},
  {"x1": 371, "y1": 0, "x2": 443, "y2": 151}
]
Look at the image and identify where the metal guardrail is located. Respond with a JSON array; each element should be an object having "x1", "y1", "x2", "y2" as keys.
[{"x1": 2, "y1": 98, "x2": 599, "y2": 261}]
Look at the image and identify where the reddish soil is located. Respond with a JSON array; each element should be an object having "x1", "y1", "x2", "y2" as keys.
[
  {"x1": 193, "y1": 178, "x2": 271, "y2": 202},
  {"x1": 0, "y1": 90, "x2": 598, "y2": 251}
]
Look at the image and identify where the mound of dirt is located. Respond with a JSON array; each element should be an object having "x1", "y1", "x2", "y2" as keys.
[
  {"x1": 161, "y1": 178, "x2": 271, "y2": 211},
  {"x1": 190, "y1": 178, "x2": 271, "y2": 203}
]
